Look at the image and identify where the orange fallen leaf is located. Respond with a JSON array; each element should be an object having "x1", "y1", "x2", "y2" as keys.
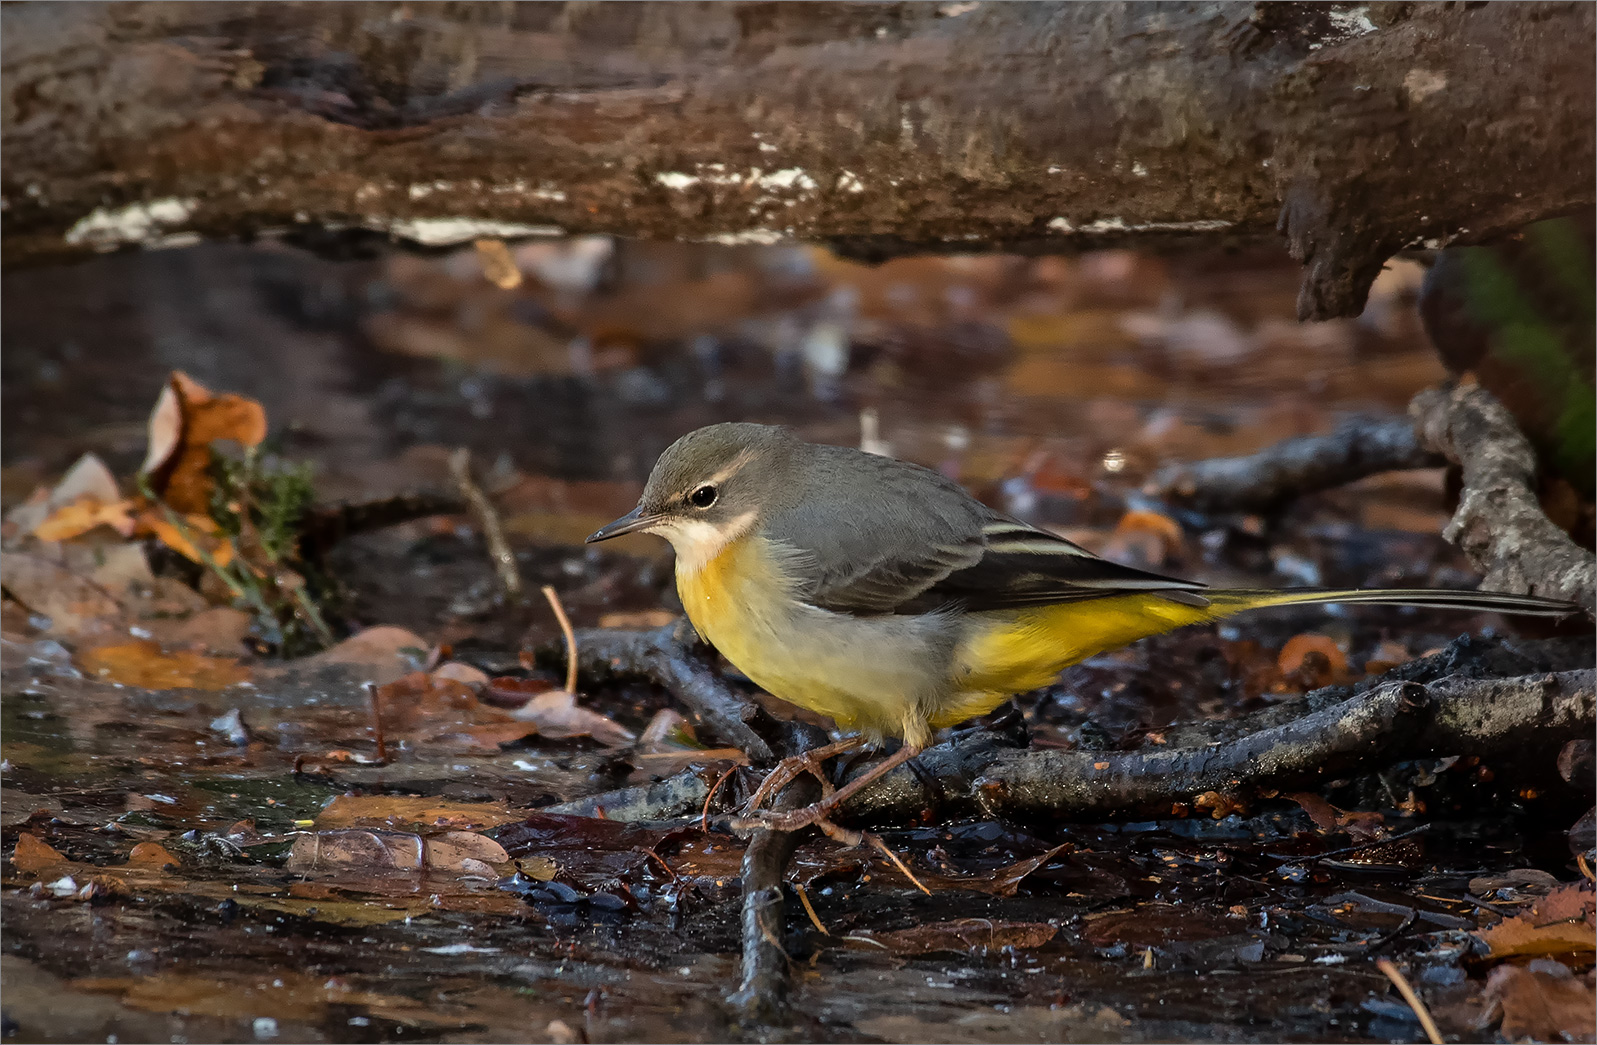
[
  {"x1": 11, "y1": 833, "x2": 68, "y2": 874},
  {"x1": 597, "y1": 610, "x2": 678, "y2": 629},
  {"x1": 78, "y1": 640, "x2": 251, "y2": 691},
  {"x1": 127, "y1": 842, "x2": 180, "y2": 868},
  {"x1": 32, "y1": 497, "x2": 138, "y2": 541},
  {"x1": 135, "y1": 510, "x2": 236, "y2": 568},
  {"x1": 285, "y1": 829, "x2": 508, "y2": 873},
  {"x1": 1277, "y1": 633, "x2": 1350, "y2": 687},
  {"x1": 141, "y1": 371, "x2": 268, "y2": 514},
  {"x1": 1478, "y1": 882, "x2": 1597, "y2": 959}
]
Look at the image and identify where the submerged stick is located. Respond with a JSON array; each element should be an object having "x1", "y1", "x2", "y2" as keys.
[
  {"x1": 1149, "y1": 416, "x2": 1443, "y2": 513},
  {"x1": 726, "y1": 774, "x2": 818, "y2": 1025}
]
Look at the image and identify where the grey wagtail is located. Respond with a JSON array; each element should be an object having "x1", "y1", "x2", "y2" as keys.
[{"x1": 587, "y1": 422, "x2": 1577, "y2": 830}]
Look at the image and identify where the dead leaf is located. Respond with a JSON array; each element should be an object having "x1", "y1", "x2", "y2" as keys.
[
  {"x1": 474, "y1": 238, "x2": 523, "y2": 290},
  {"x1": 1484, "y1": 963, "x2": 1597, "y2": 1043},
  {"x1": 1277, "y1": 634, "x2": 1350, "y2": 688},
  {"x1": 314, "y1": 795, "x2": 521, "y2": 832},
  {"x1": 141, "y1": 372, "x2": 268, "y2": 513},
  {"x1": 143, "y1": 606, "x2": 251, "y2": 654},
  {"x1": 1478, "y1": 881, "x2": 1597, "y2": 959},
  {"x1": 11, "y1": 833, "x2": 68, "y2": 874},
  {"x1": 285, "y1": 625, "x2": 428, "y2": 686},
  {"x1": 431, "y1": 661, "x2": 490, "y2": 692},
  {"x1": 509, "y1": 689, "x2": 636, "y2": 746},
  {"x1": 134, "y1": 510, "x2": 235, "y2": 568},
  {"x1": 1099, "y1": 509, "x2": 1185, "y2": 569},
  {"x1": 844, "y1": 919, "x2": 1057, "y2": 956},
  {"x1": 285, "y1": 828, "x2": 507, "y2": 873},
  {"x1": 0, "y1": 552, "x2": 121, "y2": 639},
  {"x1": 32, "y1": 498, "x2": 137, "y2": 542},
  {"x1": 638, "y1": 708, "x2": 697, "y2": 752},
  {"x1": 1286, "y1": 792, "x2": 1341, "y2": 832},
  {"x1": 78, "y1": 640, "x2": 250, "y2": 690},
  {"x1": 978, "y1": 843, "x2": 1073, "y2": 898},
  {"x1": 597, "y1": 610, "x2": 677, "y2": 629},
  {"x1": 127, "y1": 842, "x2": 179, "y2": 868}
]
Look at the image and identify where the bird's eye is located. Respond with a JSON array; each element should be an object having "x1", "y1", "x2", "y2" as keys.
[{"x1": 688, "y1": 484, "x2": 718, "y2": 509}]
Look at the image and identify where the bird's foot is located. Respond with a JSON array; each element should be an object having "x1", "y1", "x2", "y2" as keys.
[{"x1": 740, "y1": 736, "x2": 865, "y2": 817}]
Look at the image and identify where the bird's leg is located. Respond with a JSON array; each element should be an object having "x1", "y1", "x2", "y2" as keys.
[
  {"x1": 745, "y1": 743, "x2": 923, "y2": 833},
  {"x1": 741, "y1": 736, "x2": 866, "y2": 816}
]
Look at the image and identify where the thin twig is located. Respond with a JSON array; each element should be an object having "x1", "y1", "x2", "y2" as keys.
[
  {"x1": 541, "y1": 585, "x2": 578, "y2": 694},
  {"x1": 701, "y1": 765, "x2": 738, "y2": 833},
  {"x1": 1579, "y1": 853, "x2": 1594, "y2": 882},
  {"x1": 450, "y1": 447, "x2": 523, "y2": 601},
  {"x1": 865, "y1": 832, "x2": 932, "y2": 896},
  {"x1": 365, "y1": 681, "x2": 389, "y2": 764},
  {"x1": 1375, "y1": 958, "x2": 1444, "y2": 1045},
  {"x1": 790, "y1": 881, "x2": 829, "y2": 935}
]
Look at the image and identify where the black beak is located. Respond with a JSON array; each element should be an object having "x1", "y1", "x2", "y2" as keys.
[{"x1": 585, "y1": 505, "x2": 659, "y2": 544}]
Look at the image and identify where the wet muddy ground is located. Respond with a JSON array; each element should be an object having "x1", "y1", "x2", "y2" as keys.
[{"x1": 2, "y1": 238, "x2": 1592, "y2": 1043}]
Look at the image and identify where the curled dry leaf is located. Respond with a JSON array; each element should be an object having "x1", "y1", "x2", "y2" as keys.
[
  {"x1": 509, "y1": 689, "x2": 636, "y2": 747},
  {"x1": 285, "y1": 626, "x2": 429, "y2": 686},
  {"x1": 141, "y1": 371, "x2": 268, "y2": 514},
  {"x1": 431, "y1": 661, "x2": 490, "y2": 693},
  {"x1": 77, "y1": 640, "x2": 251, "y2": 691},
  {"x1": 1277, "y1": 634, "x2": 1350, "y2": 688},
  {"x1": 474, "y1": 238, "x2": 523, "y2": 290}
]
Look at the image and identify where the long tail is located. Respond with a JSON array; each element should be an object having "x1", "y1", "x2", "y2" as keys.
[
  {"x1": 957, "y1": 586, "x2": 1579, "y2": 696},
  {"x1": 1202, "y1": 587, "x2": 1578, "y2": 618}
]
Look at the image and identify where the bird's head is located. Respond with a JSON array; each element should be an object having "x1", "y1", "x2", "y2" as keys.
[{"x1": 586, "y1": 423, "x2": 798, "y2": 569}]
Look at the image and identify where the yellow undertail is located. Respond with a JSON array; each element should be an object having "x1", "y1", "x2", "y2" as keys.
[{"x1": 942, "y1": 586, "x2": 1570, "y2": 728}]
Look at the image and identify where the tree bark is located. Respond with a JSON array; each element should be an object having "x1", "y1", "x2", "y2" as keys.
[{"x1": 4, "y1": 2, "x2": 1592, "y2": 318}]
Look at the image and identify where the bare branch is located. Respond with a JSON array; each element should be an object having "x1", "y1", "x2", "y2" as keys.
[
  {"x1": 1411, "y1": 384, "x2": 1597, "y2": 617},
  {"x1": 1148, "y1": 416, "x2": 1443, "y2": 514}
]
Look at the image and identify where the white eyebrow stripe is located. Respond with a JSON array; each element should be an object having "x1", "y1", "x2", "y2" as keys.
[{"x1": 699, "y1": 449, "x2": 758, "y2": 490}]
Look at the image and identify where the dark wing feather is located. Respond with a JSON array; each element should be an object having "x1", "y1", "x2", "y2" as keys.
[
  {"x1": 901, "y1": 518, "x2": 1209, "y2": 613},
  {"x1": 764, "y1": 444, "x2": 1206, "y2": 616}
]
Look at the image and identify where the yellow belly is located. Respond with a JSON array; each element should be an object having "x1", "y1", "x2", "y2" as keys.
[
  {"x1": 675, "y1": 537, "x2": 953, "y2": 744},
  {"x1": 675, "y1": 538, "x2": 1225, "y2": 744}
]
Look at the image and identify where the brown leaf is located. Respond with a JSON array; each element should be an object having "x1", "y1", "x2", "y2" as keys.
[
  {"x1": 285, "y1": 828, "x2": 507, "y2": 874},
  {"x1": 285, "y1": 626, "x2": 428, "y2": 686},
  {"x1": 32, "y1": 498, "x2": 137, "y2": 542},
  {"x1": 314, "y1": 794, "x2": 521, "y2": 832},
  {"x1": 509, "y1": 689, "x2": 636, "y2": 746},
  {"x1": 142, "y1": 372, "x2": 268, "y2": 514},
  {"x1": 474, "y1": 238, "x2": 523, "y2": 290},
  {"x1": 0, "y1": 552, "x2": 122, "y2": 639},
  {"x1": 78, "y1": 640, "x2": 251, "y2": 691},
  {"x1": 134, "y1": 510, "x2": 236, "y2": 568},
  {"x1": 597, "y1": 609, "x2": 677, "y2": 629},
  {"x1": 1485, "y1": 963, "x2": 1597, "y2": 1043},
  {"x1": 964, "y1": 842, "x2": 1073, "y2": 898},
  {"x1": 1286, "y1": 792, "x2": 1341, "y2": 832},
  {"x1": 127, "y1": 842, "x2": 179, "y2": 868},
  {"x1": 11, "y1": 833, "x2": 68, "y2": 874},
  {"x1": 845, "y1": 919, "x2": 1057, "y2": 956},
  {"x1": 1277, "y1": 634, "x2": 1350, "y2": 688}
]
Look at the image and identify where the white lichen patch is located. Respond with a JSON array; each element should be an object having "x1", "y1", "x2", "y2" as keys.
[
  {"x1": 702, "y1": 229, "x2": 786, "y2": 245},
  {"x1": 1131, "y1": 162, "x2": 1149, "y2": 177},
  {"x1": 1403, "y1": 68, "x2": 1448, "y2": 104},
  {"x1": 378, "y1": 218, "x2": 564, "y2": 246},
  {"x1": 1048, "y1": 216, "x2": 1234, "y2": 234},
  {"x1": 655, "y1": 172, "x2": 701, "y2": 190},
  {"x1": 756, "y1": 168, "x2": 818, "y2": 192},
  {"x1": 1325, "y1": 6, "x2": 1379, "y2": 39},
  {"x1": 836, "y1": 171, "x2": 866, "y2": 194},
  {"x1": 65, "y1": 197, "x2": 197, "y2": 250}
]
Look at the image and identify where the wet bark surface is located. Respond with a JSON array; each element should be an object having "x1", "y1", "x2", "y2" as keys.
[{"x1": 4, "y1": 2, "x2": 1594, "y2": 317}]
